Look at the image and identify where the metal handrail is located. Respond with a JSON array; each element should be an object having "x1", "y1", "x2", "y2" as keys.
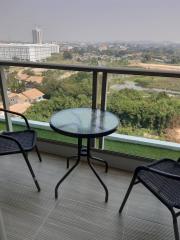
[
  {"x1": 1, "y1": 59, "x2": 180, "y2": 149},
  {"x1": 0, "y1": 60, "x2": 180, "y2": 78}
]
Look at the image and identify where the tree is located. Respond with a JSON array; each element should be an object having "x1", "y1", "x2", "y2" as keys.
[
  {"x1": 142, "y1": 53, "x2": 152, "y2": 63},
  {"x1": 22, "y1": 68, "x2": 35, "y2": 76},
  {"x1": 170, "y1": 56, "x2": 180, "y2": 64},
  {"x1": 7, "y1": 72, "x2": 26, "y2": 93},
  {"x1": 63, "y1": 51, "x2": 73, "y2": 60},
  {"x1": 107, "y1": 89, "x2": 180, "y2": 134},
  {"x1": 8, "y1": 79, "x2": 26, "y2": 93},
  {"x1": 40, "y1": 71, "x2": 92, "y2": 99},
  {"x1": 25, "y1": 94, "x2": 91, "y2": 121}
]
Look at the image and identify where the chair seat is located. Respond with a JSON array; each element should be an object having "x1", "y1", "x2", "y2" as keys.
[
  {"x1": 138, "y1": 159, "x2": 180, "y2": 209},
  {"x1": 0, "y1": 130, "x2": 36, "y2": 154}
]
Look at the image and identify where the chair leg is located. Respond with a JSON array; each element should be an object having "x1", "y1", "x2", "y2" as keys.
[
  {"x1": 35, "y1": 145, "x2": 42, "y2": 162},
  {"x1": 119, "y1": 173, "x2": 137, "y2": 214},
  {"x1": 22, "y1": 152, "x2": 41, "y2": 192},
  {"x1": 172, "y1": 211, "x2": 180, "y2": 240}
]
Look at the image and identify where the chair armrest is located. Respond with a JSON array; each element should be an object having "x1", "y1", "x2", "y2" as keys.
[
  {"x1": 0, "y1": 108, "x2": 30, "y2": 129},
  {"x1": 136, "y1": 165, "x2": 180, "y2": 181},
  {"x1": 0, "y1": 134, "x2": 24, "y2": 152}
]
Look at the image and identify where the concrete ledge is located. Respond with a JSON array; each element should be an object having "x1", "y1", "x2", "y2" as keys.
[
  {"x1": 107, "y1": 133, "x2": 180, "y2": 151},
  {"x1": 1, "y1": 117, "x2": 179, "y2": 152},
  {"x1": 37, "y1": 138, "x2": 153, "y2": 172}
]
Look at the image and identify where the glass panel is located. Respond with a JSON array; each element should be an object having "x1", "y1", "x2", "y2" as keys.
[
  {"x1": 106, "y1": 74, "x2": 180, "y2": 157},
  {"x1": 0, "y1": 78, "x2": 5, "y2": 131},
  {"x1": 4, "y1": 66, "x2": 92, "y2": 143}
]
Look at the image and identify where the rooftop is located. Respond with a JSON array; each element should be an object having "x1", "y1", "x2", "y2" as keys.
[
  {"x1": 22, "y1": 88, "x2": 44, "y2": 100},
  {"x1": 0, "y1": 43, "x2": 59, "y2": 47},
  {"x1": 17, "y1": 93, "x2": 29, "y2": 102},
  {"x1": 9, "y1": 102, "x2": 31, "y2": 113},
  {"x1": 27, "y1": 76, "x2": 43, "y2": 84},
  {"x1": 17, "y1": 73, "x2": 29, "y2": 81},
  {"x1": 7, "y1": 93, "x2": 18, "y2": 98},
  {"x1": 0, "y1": 151, "x2": 174, "y2": 240}
]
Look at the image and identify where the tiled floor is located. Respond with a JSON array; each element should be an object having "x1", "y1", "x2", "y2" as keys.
[{"x1": 0, "y1": 152, "x2": 176, "y2": 239}]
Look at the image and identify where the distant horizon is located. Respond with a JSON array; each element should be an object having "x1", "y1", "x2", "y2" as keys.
[
  {"x1": 1, "y1": 0, "x2": 180, "y2": 43},
  {"x1": 0, "y1": 39, "x2": 180, "y2": 45}
]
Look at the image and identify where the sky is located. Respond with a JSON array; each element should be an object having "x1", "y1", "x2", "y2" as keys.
[{"x1": 0, "y1": 0, "x2": 180, "y2": 43}]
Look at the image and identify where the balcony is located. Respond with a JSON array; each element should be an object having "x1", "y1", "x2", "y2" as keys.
[
  {"x1": 0, "y1": 60, "x2": 180, "y2": 165},
  {"x1": 0, "y1": 152, "x2": 174, "y2": 240},
  {"x1": 0, "y1": 60, "x2": 179, "y2": 239}
]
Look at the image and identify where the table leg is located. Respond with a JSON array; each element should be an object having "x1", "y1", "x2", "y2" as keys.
[
  {"x1": 55, "y1": 138, "x2": 82, "y2": 199},
  {"x1": 89, "y1": 155, "x2": 108, "y2": 173},
  {"x1": 67, "y1": 156, "x2": 77, "y2": 169},
  {"x1": 55, "y1": 158, "x2": 80, "y2": 199},
  {"x1": 87, "y1": 157, "x2": 108, "y2": 202},
  {"x1": 66, "y1": 140, "x2": 108, "y2": 173},
  {"x1": 87, "y1": 139, "x2": 109, "y2": 202}
]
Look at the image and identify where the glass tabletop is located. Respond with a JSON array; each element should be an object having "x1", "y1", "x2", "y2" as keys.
[{"x1": 50, "y1": 108, "x2": 119, "y2": 138}]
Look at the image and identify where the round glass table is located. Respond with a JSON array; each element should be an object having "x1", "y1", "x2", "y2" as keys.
[{"x1": 50, "y1": 107, "x2": 119, "y2": 202}]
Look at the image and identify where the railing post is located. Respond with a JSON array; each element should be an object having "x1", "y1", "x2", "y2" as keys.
[
  {"x1": 99, "y1": 72, "x2": 108, "y2": 149},
  {"x1": 0, "y1": 67, "x2": 13, "y2": 131},
  {"x1": 91, "y1": 71, "x2": 98, "y2": 148},
  {"x1": 92, "y1": 71, "x2": 98, "y2": 109}
]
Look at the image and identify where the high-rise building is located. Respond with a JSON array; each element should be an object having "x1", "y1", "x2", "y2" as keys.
[{"x1": 32, "y1": 27, "x2": 43, "y2": 44}]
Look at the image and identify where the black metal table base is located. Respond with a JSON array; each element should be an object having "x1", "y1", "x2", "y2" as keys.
[
  {"x1": 67, "y1": 151, "x2": 108, "y2": 173},
  {"x1": 55, "y1": 138, "x2": 109, "y2": 202}
]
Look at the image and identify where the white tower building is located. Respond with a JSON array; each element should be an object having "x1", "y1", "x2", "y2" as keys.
[{"x1": 32, "y1": 27, "x2": 43, "y2": 44}]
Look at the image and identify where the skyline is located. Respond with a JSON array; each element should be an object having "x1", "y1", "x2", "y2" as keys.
[{"x1": 0, "y1": 0, "x2": 180, "y2": 43}]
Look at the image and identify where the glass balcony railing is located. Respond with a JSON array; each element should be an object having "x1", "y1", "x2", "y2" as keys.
[{"x1": 0, "y1": 60, "x2": 180, "y2": 161}]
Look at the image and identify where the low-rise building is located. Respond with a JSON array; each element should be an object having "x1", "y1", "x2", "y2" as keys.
[
  {"x1": 8, "y1": 93, "x2": 19, "y2": 105},
  {"x1": 8, "y1": 93, "x2": 29, "y2": 105},
  {"x1": 21, "y1": 88, "x2": 44, "y2": 103},
  {"x1": 0, "y1": 43, "x2": 59, "y2": 62},
  {"x1": 26, "y1": 76, "x2": 43, "y2": 84},
  {"x1": 8, "y1": 88, "x2": 44, "y2": 113},
  {"x1": 10, "y1": 102, "x2": 31, "y2": 114}
]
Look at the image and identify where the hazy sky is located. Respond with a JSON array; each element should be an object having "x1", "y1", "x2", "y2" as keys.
[{"x1": 0, "y1": 0, "x2": 180, "y2": 42}]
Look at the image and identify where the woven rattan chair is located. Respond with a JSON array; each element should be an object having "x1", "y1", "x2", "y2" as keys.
[
  {"x1": 0, "y1": 108, "x2": 41, "y2": 192},
  {"x1": 119, "y1": 158, "x2": 180, "y2": 240}
]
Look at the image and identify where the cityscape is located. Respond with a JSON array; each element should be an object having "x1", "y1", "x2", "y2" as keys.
[
  {"x1": 1, "y1": 27, "x2": 180, "y2": 143},
  {"x1": 0, "y1": 28, "x2": 59, "y2": 62}
]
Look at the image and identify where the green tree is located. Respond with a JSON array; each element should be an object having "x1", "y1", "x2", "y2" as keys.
[
  {"x1": 25, "y1": 94, "x2": 91, "y2": 121},
  {"x1": 107, "y1": 89, "x2": 180, "y2": 134},
  {"x1": 63, "y1": 51, "x2": 73, "y2": 60},
  {"x1": 142, "y1": 53, "x2": 152, "y2": 63},
  {"x1": 7, "y1": 72, "x2": 26, "y2": 93},
  {"x1": 40, "y1": 71, "x2": 92, "y2": 99},
  {"x1": 22, "y1": 69, "x2": 35, "y2": 76}
]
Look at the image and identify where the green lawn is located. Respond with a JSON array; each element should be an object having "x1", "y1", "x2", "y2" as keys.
[
  {"x1": 34, "y1": 128, "x2": 180, "y2": 160},
  {"x1": 0, "y1": 122, "x2": 179, "y2": 161},
  {"x1": 104, "y1": 139, "x2": 180, "y2": 160}
]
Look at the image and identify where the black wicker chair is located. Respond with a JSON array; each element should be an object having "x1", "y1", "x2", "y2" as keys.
[
  {"x1": 0, "y1": 108, "x2": 41, "y2": 192},
  {"x1": 119, "y1": 158, "x2": 180, "y2": 240}
]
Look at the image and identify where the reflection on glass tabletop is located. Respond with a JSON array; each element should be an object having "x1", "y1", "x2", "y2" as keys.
[{"x1": 50, "y1": 108, "x2": 119, "y2": 138}]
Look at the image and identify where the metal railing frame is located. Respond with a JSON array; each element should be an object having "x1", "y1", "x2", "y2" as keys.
[{"x1": 1, "y1": 60, "x2": 180, "y2": 149}]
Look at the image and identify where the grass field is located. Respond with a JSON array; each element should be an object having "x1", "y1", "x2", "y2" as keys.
[
  {"x1": 134, "y1": 76, "x2": 180, "y2": 92},
  {"x1": 1, "y1": 122, "x2": 179, "y2": 161},
  {"x1": 34, "y1": 127, "x2": 180, "y2": 160}
]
